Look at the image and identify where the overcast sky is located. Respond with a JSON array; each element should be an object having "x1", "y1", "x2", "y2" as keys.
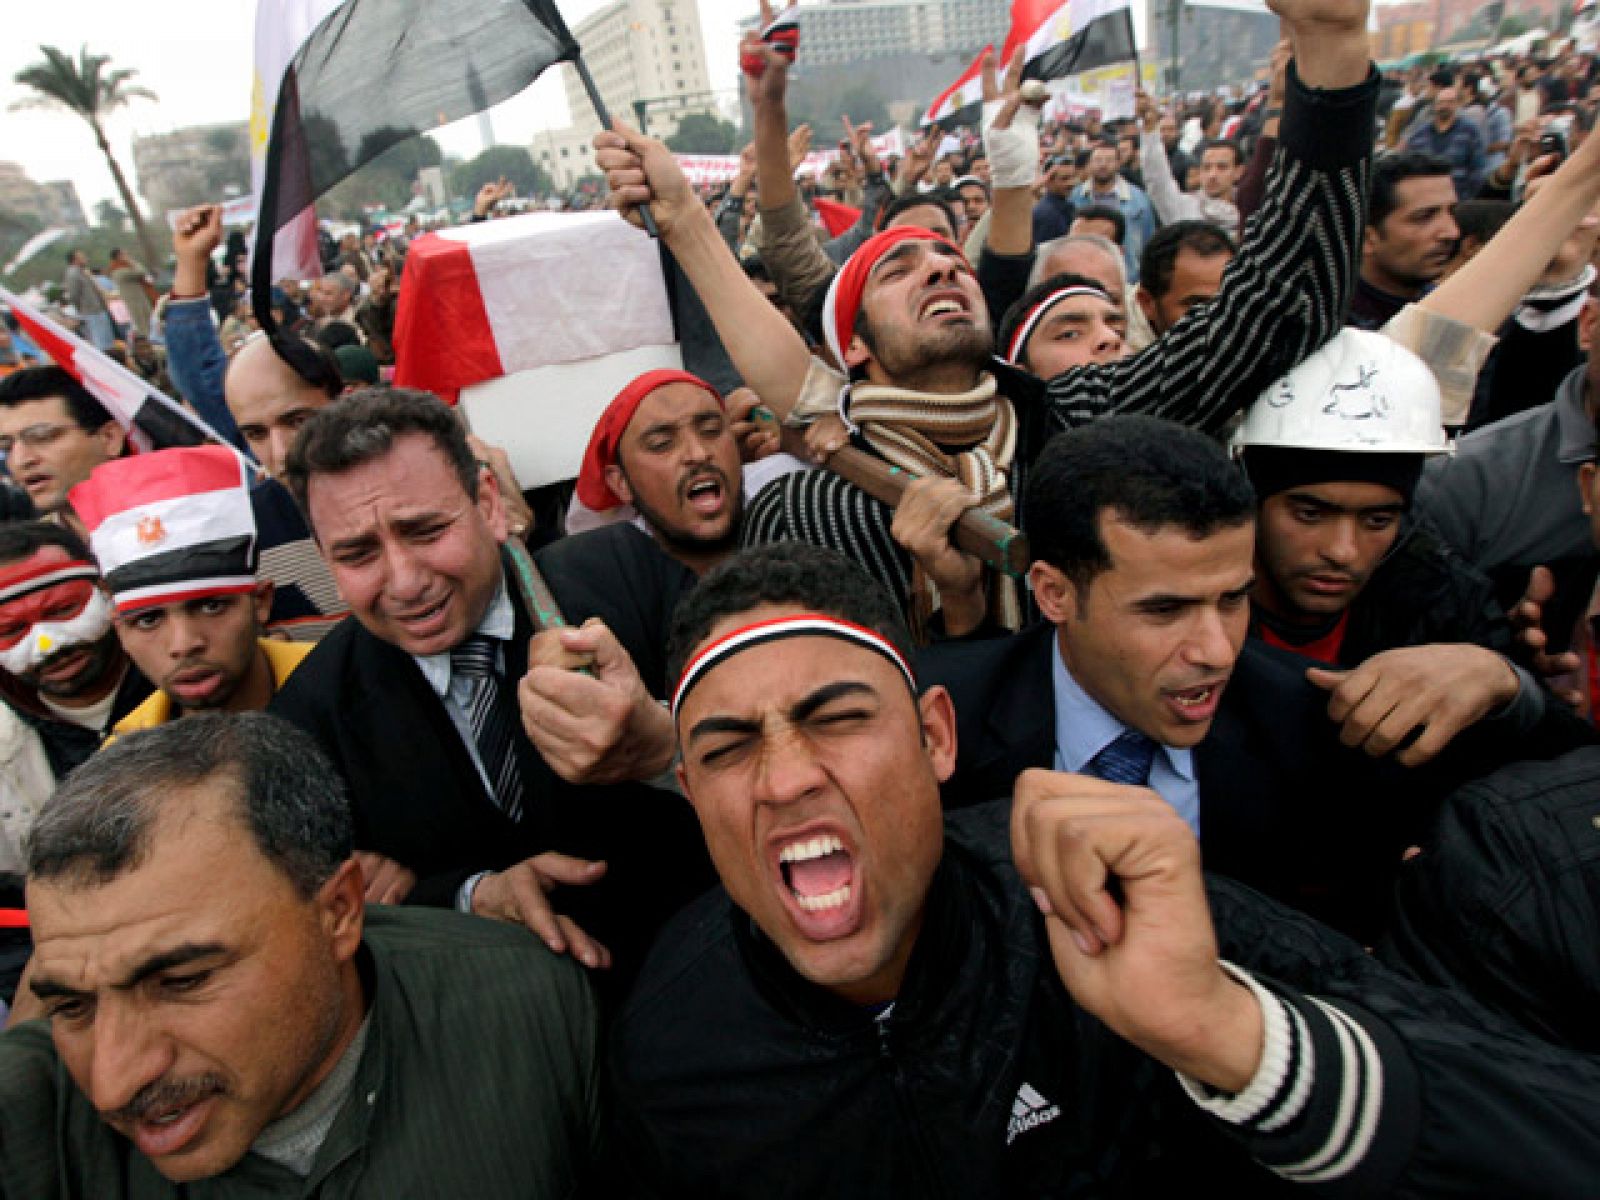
[{"x1": 1, "y1": 0, "x2": 752, "y2": 215}]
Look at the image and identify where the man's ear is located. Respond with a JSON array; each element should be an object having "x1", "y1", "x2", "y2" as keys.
[
  {"x1": 918, "y1": 684, "x2": 959, "y2": 783},
  {"x1": 1029, "y1": 561, "x2": 1078, "y2": 625},
  {"x1": 1134, "y1": 284, "x2": 1159, "y2": 328},
  {"x1": 96, "y1": 420, "x2": 128, "y2": 460},
  {"x1": 474, "y1": 461, "x2": 509, "y2": 542},
  {"x1": 251, "y1": 579, "x2": 275, "y2": 626},
  {"x1": 603, "y1": 463, "x2": 635, "y2": 508},
  {"x1": 1580, "y1": 461, "x2": 1597, "y2": 516},
  {"x1": 843, "y1": 331, "x2": 873, "y2": 372},
  {"x1": 1360, "y1": 225, "x2": 1379, "y2": 265},
  {"x1": 318, "y1": 858, "x2": 367, "y2": 964},
  {"x1": 1579, "y1": 297, "x2": 1597, "y2": 355}
]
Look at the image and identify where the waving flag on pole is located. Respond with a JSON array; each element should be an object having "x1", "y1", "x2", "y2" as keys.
[
  {"x1": 923, "y1": 47, "x2": 990, "y2": 128},
  {"x1": 0, "y1": 287, "x2": 242, "y2": 458},
  {"x1": 250, "y1": 0, "x2": 583, "y2": 330},
  {"x1": 1006, "y1": 0, "x2": 1137, "y2": 84}
]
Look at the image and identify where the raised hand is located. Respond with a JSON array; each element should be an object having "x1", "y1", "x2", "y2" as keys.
[{"x1": 594, "y1": 120, "x2": 702, "y2": 238}]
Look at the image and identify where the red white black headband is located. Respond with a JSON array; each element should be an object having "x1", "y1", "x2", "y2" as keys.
[
  {"x1": 671, "y1": 614, "x2": 917, "y2": 721},
  {"x1": 0, "y1": 561, "x2": 99, "y2": 606},
  {"x1": 1004, "y1": 284, "x2": 1115, "y2": 366}
]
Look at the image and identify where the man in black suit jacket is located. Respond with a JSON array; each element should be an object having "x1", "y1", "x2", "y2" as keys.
[
  {"x1": 922, "y1": 418, "x2": 1590, "y2": 940},
  {"x1": 271, "y1": 388, "x2": 710, "y2": 982}
]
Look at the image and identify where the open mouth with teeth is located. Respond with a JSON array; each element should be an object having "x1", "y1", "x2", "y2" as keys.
[
  {"x1": 1164, "y1": 681, "x2": 1224, "y2": 724},
  {"x1": 918, "y1": 296, "x2": 970, "y2": 322},
  {"x1": 775, "y1": 832, "x2": 862, "y2": 937},
  {"x1": 682, "y1": 473, "x2": 727, "y2": 516}
]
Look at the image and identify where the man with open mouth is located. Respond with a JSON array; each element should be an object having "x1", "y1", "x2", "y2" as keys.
[
  {"x1": 608, "y1": 541, "x2": 1600, "y2": 1196},
  {"x1": 2, "y1": 713, "x2": 600, "y2": 1194}
]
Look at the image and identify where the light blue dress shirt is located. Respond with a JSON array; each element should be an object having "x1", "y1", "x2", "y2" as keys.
[{"x1": 1049, "y1": 637, "x2": 1201, "y2": 834}]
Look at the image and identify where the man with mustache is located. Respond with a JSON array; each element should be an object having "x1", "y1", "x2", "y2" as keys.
[
  {"x1": 0, "y1": 713, "x2": 599, "y2": 1194},
  {"x1": 0, "y1": 521, "x2": 150, "y2": 780},
  {"x1": 68, "y1": 445, "x2": 312, "y2": 739}
]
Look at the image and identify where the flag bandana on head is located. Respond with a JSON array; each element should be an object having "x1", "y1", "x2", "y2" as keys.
[
  {"x1": 69, "y1": 446, "x2": 259, "y2": 615},
  {"x1": 0, "y1": 287, "x2": 233, "y2": 456},
  {"x1": 251, "y1": 0, "x2": 584, "y2": 326}
]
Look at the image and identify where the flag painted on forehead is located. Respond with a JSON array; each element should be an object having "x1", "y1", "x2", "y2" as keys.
[
  {"x1": 0, "y1": 286, "x2": 236, "y2": 456},
  {"x1": 1005, "y1": 0, "x2": 1136, "y2": 84},
  {"x1": 250, "y1": 0, "x2": 582, "y2": 328},
  {"x1": 923, "y1": 47, "x2": 989, "y2": 128}
]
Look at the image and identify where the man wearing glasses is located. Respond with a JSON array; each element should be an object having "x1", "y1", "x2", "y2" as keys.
[{"x1": 0, "y1": 366, "x2": 126, "y2": 531}]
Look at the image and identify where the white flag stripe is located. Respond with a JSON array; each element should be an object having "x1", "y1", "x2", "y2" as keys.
[
  {"x1": 112, "y1": 576, "x2": 261, "y2": 610},
  {"x1": 91, "y1": 489, "x2": 257, "y2": 579}
]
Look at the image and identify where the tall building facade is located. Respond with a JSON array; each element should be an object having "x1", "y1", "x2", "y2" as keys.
[
  {"x1": 737, "y1": 0, "x2": 1009, "y2": 68},
  {"x1": 539, "y1": 0, "x2": 717, "y2": 188}
]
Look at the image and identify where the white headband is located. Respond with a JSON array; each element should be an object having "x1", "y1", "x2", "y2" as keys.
[
  {"x1": 1004, "y1": 285, "x2": 1114, "y2": 365},
  {"x1": 671, "y1": 614, "x2": 917, "y2": 721}
]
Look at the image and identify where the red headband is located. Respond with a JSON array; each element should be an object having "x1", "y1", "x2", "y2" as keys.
[
  {"x1": 821, "y1": 227, "x2": 969, "y2": 367},
  {"x1": 574, "y1": 369, "x2": 723, "y2": 512}
]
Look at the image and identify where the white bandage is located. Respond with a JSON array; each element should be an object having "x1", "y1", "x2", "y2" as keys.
[{"x1": 983, "y1": 98, "x2": 1041, "y2": 191}]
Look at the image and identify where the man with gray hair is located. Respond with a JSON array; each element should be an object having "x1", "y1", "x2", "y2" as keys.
[{"x1": 0, "y1": 713, "x2": 599, "y2": 1194}]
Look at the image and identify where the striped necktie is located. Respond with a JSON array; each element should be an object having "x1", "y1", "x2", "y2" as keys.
[
  {"x1": 1084, "y1": 729, "x2": 1157, "y2": 787},
  {"x1": 450, "y1": 634, "x2": 524, "y2": 822}
]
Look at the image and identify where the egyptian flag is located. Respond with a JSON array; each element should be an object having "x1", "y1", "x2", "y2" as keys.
[
  {"x1": 250, "y1": 0, "x2": 582, "y2": 328},
  {"x1": 70, "y1": 446, "x2": 258, "y2": 614},
  {"x1": 1007, "y1": 0, "x2": 1136, "y2": 84},
  {"x1": 0, "y1": 286, "x2": 236, "y2": 455},
  {"x1": 743, "y1": 3, "x2": 801, "y2": 75},
  {"x1": 923, "y1": 47, "x2": 989, "y2": 128}
]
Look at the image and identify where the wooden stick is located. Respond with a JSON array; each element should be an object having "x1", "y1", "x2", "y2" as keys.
[
  {"x1": 504, "y1": 538, "x2": 569, "y2": 633},
  {"x1": 773, "y1": 424, "x2": 1030, "y2": 578}
]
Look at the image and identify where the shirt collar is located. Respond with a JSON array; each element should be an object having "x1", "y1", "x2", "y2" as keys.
[
  {"x1": 1049, "y1": 634, "x2": 1194, "y2": 781},
  {"x1": 412, "y1": 570, "x2": 514, "y2": 697},
  {"x1": 1555, "y1": 368, "x2": 1596, "y2": 465}
]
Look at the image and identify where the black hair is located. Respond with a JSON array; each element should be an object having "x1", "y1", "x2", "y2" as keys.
[
  {"x1": 28, "y1": 712, "x2": 353, "y2": 899},
  {"x1": 1368, "y1": 152, "x2": 1455, "y2": 228},
  {"x1": 1024, "y1": 416, "x2": 1256, "y2": 594},
  {"x1": 666, "y1": 543, "x2": 915, "y2": 688},
  {"x1": 261, "y1": 332, "x2": 343, "y2": 400},
  {"x1": 0, "y1": 365, "x2": 113, "y2": 431},
  {"x1": 1139, "y1": 220, "x2": 1237, "y2": 302},
  {"x1": 877, "y1": 191, "x2": 958, "y2": 237},
  {"x1": 314, "y1": 321, "x2": 362, "y2": 352},
  {"x1": 284, "y1": 386, "x2": 477, "y2": 519},
  {"x1": 1072, "y1": 204, "x2": 1127, "y2": 245},
  {"x1": 1452, "y1": 199, "x2": 1516, "y2": 247},
  {"x1": 0, "y1": 519, "x2": 91, "y2": 568},
  {"x1": 1201, "y1": 138, "x2": 1243, "y2": 167}
]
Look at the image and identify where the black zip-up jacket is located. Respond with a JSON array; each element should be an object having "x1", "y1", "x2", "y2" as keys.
[{"x1": 609, "y1": 802, "x2": 1600, "y2": 1197}]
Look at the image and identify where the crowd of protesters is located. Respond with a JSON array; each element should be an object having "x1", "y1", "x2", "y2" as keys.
[{"x1": 6, "y1": 0, "x2": 1600, "y2": 1193}]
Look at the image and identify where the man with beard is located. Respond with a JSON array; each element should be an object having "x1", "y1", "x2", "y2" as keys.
[
  {"x1": 596, "y1": 0, "x2": 1379, "y2": 632},
  {"x1": 68, "y1": 446, "x2": 312, "y2": 739},
  {"x1": 0, "y1": 522, "x2": 150, "y2": 779}
]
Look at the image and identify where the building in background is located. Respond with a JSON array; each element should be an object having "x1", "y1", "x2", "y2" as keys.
[
  {"x1": 0, "y1": 164, "x2": 87, "y2": 230},
  {"x1": 538, "y1": 0, "x2": 718, "y2": 189},
  {"x1": 132, "y1": 123, "x2": 251, "y2": 224},
  {"x1": 736, "y1": 0, "x2": 1008, "y2": 68}
]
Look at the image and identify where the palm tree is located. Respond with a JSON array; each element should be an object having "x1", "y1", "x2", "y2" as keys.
[{"x1": 12, "y1": 45, "x2": 161, "y2": 266}]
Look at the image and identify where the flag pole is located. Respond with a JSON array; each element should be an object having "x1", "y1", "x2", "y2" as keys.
[
  {"x1": 1127, "y1": 9, "x2": 1144, "y2": 95},
  {"x1": 574, "y1": 54, "x2": 661, "y2": 238}
]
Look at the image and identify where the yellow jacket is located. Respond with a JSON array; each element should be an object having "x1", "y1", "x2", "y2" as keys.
[{"x1": 107, "y1": 639, "x2": 315, "y2": 742}]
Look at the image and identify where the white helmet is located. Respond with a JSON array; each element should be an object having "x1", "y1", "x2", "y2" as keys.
[{"x1": 1234, "y1": 328, "x2": 1448, "y2": 456}]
